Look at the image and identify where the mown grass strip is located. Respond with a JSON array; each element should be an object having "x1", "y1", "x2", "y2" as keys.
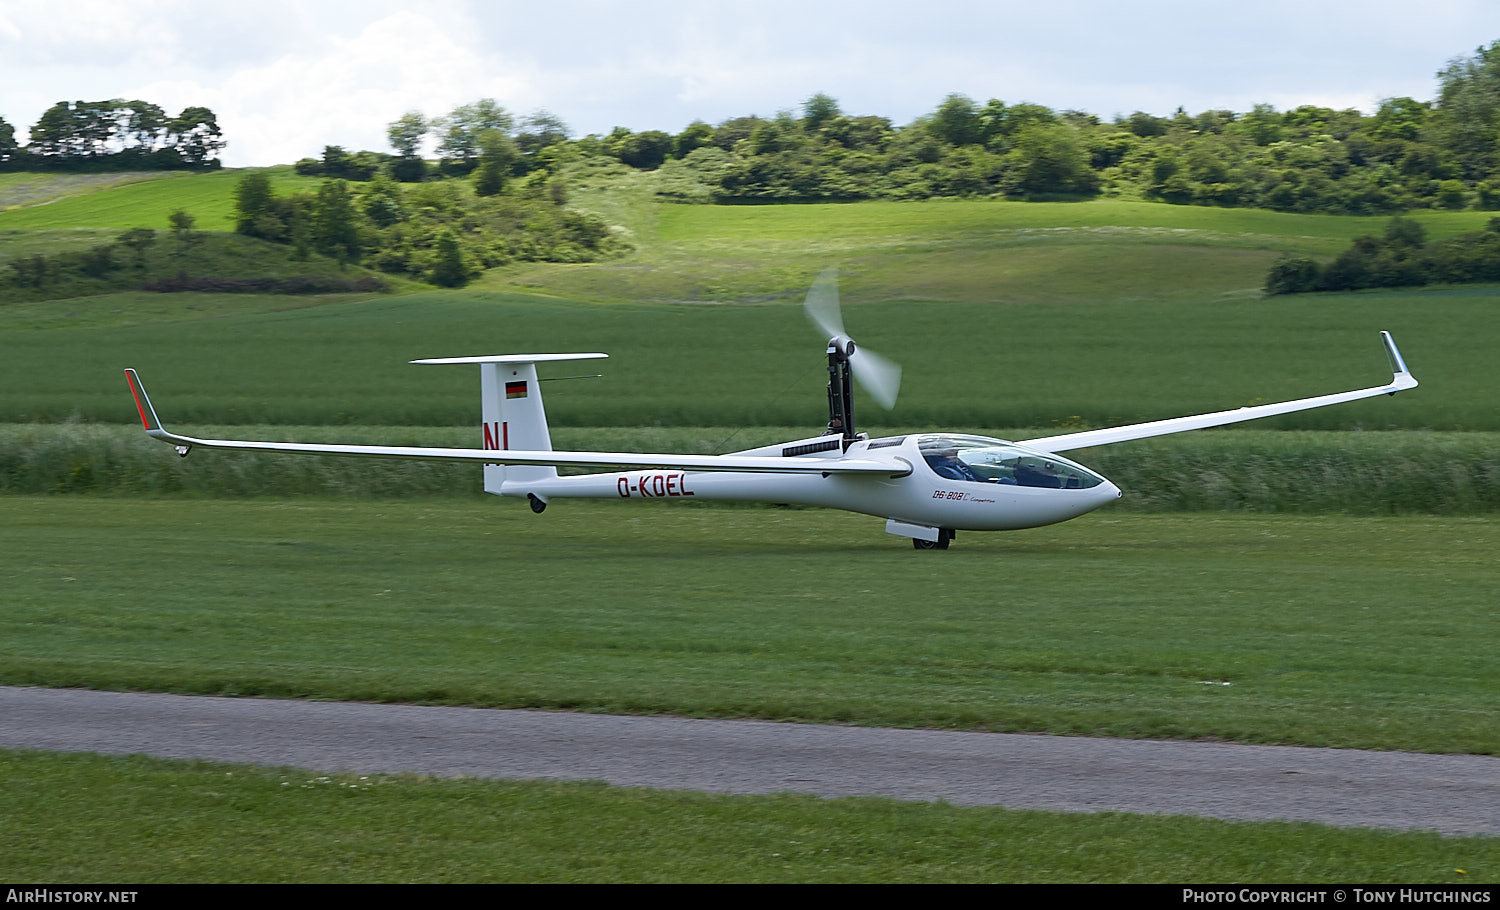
[
  {"x1": 1, "y1": 750, "x2": 1493, "y2": 883},
  {"x1": 1, "y1": 498, "x2": 1494, "y2": 754}
]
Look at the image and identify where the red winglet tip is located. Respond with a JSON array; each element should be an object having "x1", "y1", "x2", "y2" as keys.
[{"x1": 125, "y1": 369, "x2": 151, "y2": 430}]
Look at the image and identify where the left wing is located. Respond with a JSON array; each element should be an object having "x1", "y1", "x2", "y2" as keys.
[
  {"x1": 1017, "y1": 331, "x2": 1417, "y2": 454},
  {"x1": 124, "y1": 370, "x2": 909, "y2": 476}
]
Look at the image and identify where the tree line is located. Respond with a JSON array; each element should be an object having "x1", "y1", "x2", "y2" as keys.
[
  {"x1": 1266, "y1": 216, "x2": 1500, "y2": 294},
  {"x1": 0, "y1": 100, "x2": 225, "y2": 171},
  {"x1": 622, "y1": 39, "x2": 1500, "y2": 213},
  {"x1": 10, "y1": 39, "x2": 1500, "y2": 213},
  {"x1": 341, "y1": 41, "x2": 1500, "y2": 216}
]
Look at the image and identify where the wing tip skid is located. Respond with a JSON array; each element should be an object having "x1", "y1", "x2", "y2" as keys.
[{"x1": 1379, "y1": 331, "x2": 1417, "y2": 390}]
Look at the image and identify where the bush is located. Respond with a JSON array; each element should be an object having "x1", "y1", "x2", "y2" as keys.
[{"x1": 1264, "y1": 257, "x2": 1320, "y2": 295}]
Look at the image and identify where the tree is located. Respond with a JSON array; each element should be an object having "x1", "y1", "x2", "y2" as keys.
[
  {"x1": 746, "y1": 112, "x2": 803, "y2": 156},
  {"x1": 9, "y1": 255, "x2": 52, "y2": 288},
  {"x1": 1237, "y1": 103, "x2": 1284, "y2": 146},
  {"x1": 361, "y1": 173, "x2": 406, "y2": 227},
  {"x1": 473, "y1": 129, "x2": 517, "y2": 196},
  {"x1": 166, "y1": 106, "x2": 224, "y2": 167},
  {"x1": 168, "y1": 210, "x2": 200, "y2": 253},
  {"x1": 1433, "y1": 42, "x2": 1500, "y2": 179},
  {"x1": 929, "y1": 93, "x2": 981, "y2": 146},
  {"x1": 391, "y1": 155, "x2": 428, "y2": 183},
  {"x1": 116, "y1": 228, "x2": 157, "y2": 268},
  {"x1": 979, "y1": 101, "x2": 1057, "y2": 151},
  {"x1": 76, "y1": 244, "x2": 116, "y2": 278},
  {"x1": 121, "y1": 100, "x2": 167, "y2": 151},
  {"x1": 822, "y1": 115, "x2": 893, "y2": 151},
  {"x1": 1264, "y1": 256, "x2": 1319, "y2": 295},
  {"x1": 1002, "y1": 123, "x2": 1099, "y2": 196},
  {"x1": 0, "y1": 116, "x2": 15, "y2": 161},
  {"x1": 28, "y1": 102, "x2": 89, "y2": 158},
  {"x1": 515, "y1": 110, "x2": 570, "y2": 159},
  {"x1": 385, "y1": 110, "x2": 431, "y2": 181},
  {"x1": 1124, "y1": 111, "x2": 1169, "y2": 138},
  {"x1": 233, "y1": 172, "x2": 276, "y2": 234},
  {"x1": 312, "y1": 181, "x2": 361, "y2": 265},
  {"x1": 1370, "y1": 97, "x2": 1429, "y2": 142},
  {"x1": 387, "y1": 110, "x2": 428, "y2": 158},
  {"x1": 168, "y1": 209, "x2": 196, "y2": 238},
  {"x1": 711, "y1": 116, "x2": 766, "y2": 151},
  {"x1": 322, "y1": 145, "x2": 350, "y2": 176},
  {"x1": 616, "y1": 130, "x2": 674, "y2": 169},
  {"x1": 673, "y1": 121, "x2": 715, "y2": 158},
  {"x1": 1384, "y1": 216, "x2": 1427, "y2": 248},
  {"x1": 801, "y1": 93, "x2": 841, "y2": 132},
  {"x1": 434, "y1": 99, "x2": 513, "y2": 172},
  {"x1": 430, "y1": 229, "x2": 468, "y2": 286}
]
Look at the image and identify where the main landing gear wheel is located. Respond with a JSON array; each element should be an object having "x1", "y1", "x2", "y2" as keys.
[
  {"x1": 528, "y1": 494, "x2": 547, "y2": 514},
  {"x1": 912, "y1": 529, "x2": 953, "y2": 550}
]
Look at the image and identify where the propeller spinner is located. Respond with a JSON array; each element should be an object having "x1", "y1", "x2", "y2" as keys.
[{"x1": 803, "y1": 268, "x2": 901, "y2": 410}]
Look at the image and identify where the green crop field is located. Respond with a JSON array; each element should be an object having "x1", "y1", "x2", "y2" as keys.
[
  {"x1": 2, "y1": 169, "x2": 1497, "y2": 881},
  {"x1": 0, "y1": 284, "x2": 1492, "y2": 431}
]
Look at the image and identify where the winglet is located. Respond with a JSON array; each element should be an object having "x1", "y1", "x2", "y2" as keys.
[
  {"x1": 124, "y1": 369, "x2": 166, "y2": 435},
  {"x1": 1381, "y1": 331, "x2": 1418, "y2": 392}
]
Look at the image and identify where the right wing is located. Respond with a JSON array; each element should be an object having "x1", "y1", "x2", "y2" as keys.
[
  {"x1": 124, "y1": 370, "x2": 909, "y2": 476},
  {"x1": 1016, "y1": 331, "x2": 1417, "y2": 454}
]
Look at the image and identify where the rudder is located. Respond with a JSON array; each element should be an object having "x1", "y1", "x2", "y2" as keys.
[{"x1": 411, "y1": 352, "x2": 608, "y2": 496}]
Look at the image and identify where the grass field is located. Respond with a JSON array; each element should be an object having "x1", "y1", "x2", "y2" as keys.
[
  {"x1": 4, "y1": 168, "x2": 1496, "y2": 429},
  {"x1": 1, "y1": 284, "x2": 1493, "y2": 430},
  {"x1": 3, "y1": 750, "x2": 1493, "y2": 883},
  {"x1": 0, "y1": 171, "x2": 186, "y2": 212},
  {"x1": 0, "y1": 167, "x2": 322, "y2": 233},
  {"x1": 512, "y1": 172, "x2": 1500, "y2": 304},
  {"x1": 2, "y1": 498, "x2": 1493, "y2": 754}
]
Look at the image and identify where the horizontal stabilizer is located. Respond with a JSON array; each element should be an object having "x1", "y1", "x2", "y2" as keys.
[{"x1": 411, "y1": 353, "x2": 608, "y2": 365}]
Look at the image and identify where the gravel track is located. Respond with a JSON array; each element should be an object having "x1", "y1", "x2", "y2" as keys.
[{"x1": 3, "y1": 685, "x2": 1496, "y2": 836}]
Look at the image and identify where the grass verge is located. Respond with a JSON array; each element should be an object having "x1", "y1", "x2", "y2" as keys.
[{"x1": 1, "y1": 750, "x2": 1494, "y2": 883}]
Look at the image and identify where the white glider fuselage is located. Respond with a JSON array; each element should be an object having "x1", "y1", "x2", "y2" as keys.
[{"x1": 513, "y1": 433, "x2": 1122, "y2": 531}]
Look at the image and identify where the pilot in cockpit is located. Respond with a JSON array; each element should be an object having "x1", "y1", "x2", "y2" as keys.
[{"x1": 929, "y1": 448, "x2": 981, "y2": 482}]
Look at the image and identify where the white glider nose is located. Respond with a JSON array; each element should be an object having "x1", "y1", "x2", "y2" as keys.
[{"x1": 1095, "y1": 478, "x2": 1123, "y2": 506}]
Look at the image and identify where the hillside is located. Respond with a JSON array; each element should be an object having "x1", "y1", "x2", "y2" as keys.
[{"x1": 1, "y1": 167, "x2": 1495, "y2": 433}]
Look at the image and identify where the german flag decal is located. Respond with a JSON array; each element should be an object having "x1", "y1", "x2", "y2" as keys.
[{"x1": 505, "y1": 380, "x2": 527, "y2": 399}]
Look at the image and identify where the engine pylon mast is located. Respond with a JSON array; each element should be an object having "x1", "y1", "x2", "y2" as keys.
[{"x1": 824, "y1": 336, "x2": 858, "y2": 447}]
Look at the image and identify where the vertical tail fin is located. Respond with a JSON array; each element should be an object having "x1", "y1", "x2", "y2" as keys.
[{"x1": 411, "y1": 353, "x2": 608, "y2": 496}]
